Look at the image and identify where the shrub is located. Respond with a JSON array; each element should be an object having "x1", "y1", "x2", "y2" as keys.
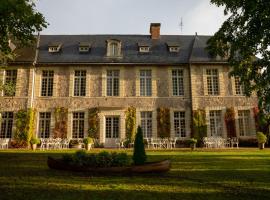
[
  {"x1": 125, "y1": 107, "x2": 136, "y2": 142},
  {"x1": 257, "y1": 132, "x2": 267, "y2": 144},
  {"x1": 133, "y1": 126, "x2": 147, "y2": 165},
  {"x1": 83, "y1": 137, "x2": 94, "y2": 145},
  {"x1": 188, "y1": 138, "x2": 197, "y2": 145},
  {"x1": 30, "y1": 137, "x2": 40, "y2": 145},
  {"x1": 61, "y1": 150, "x2": 130, "y2": 168}
]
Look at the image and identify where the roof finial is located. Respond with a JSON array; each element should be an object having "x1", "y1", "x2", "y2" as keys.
[
  {"x1": 179, "y1": 17, "x2": 184, "y2": 33},
  {"x1": 195, "y1": 32, "x2": 198, "y2": 36}
]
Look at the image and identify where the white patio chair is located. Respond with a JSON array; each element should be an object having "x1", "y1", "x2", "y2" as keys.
[
  {"x1": 170, "y1": 138, "x2": 178, "y2": 149},
  {"x1": 0, "y1": 139, "x2": 9, "y2": 149},
  {"x1": 231, "y1": 137, "x2": 239, "y2": 148}
]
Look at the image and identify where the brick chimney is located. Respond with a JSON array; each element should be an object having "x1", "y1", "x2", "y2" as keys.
[{"x1": 150, "y1": 23, "x2": 161, "y2": 39}]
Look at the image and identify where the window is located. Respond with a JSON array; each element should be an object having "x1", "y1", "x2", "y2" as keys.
[
  {"x1": 0, "y1": 112, "x2": 13, "y2": 138},
  {"x1": 107, "y1": 70, "x2": 119, "y2": 96},
  {"x1": 141, "y1": 112, "x2": 152, "y2": 138},
  {"x1": 48, "y1": 43, "x2": 61, "y2": 53},
  {"x1": 235, "y1": 77, "x2": 244, "y2": 95},
  {"x1": 72, "y1": 112, "x2": 84, "y2": 138},
  {"x1": 139, "y1": 47, "x2": 150, "y2": 52},
  {"x1": 105, "y1": 117, "x2": 119, "y2": 138},
  {"x1": 206, "y1": 69, "x2": 219, "y2": 95},
  {"x1": 140, "y1": 70, "x2": 152, "y2": 96},
  {"x1": 79, "y1": 46, "x2": 90, "y2": 52},
  {"x1": 169, "y1": 47, "x2": 180, "y2": 52},
  {"x1": 38, "y1": 112, "x2": 51, "y2": 138},
  {"x1": 174, "y1": 111, "x2": 186, "y2": 137},
  {"x1": 172, "y1": 69, "x2": 184, "y2": 96},
  {"x1": 209, "y1": 110, "x2": 222, "y2": 136},
  {"x1": 238, "y1": 110, "x2": 250, "y2": 136},
  {"x1": 74, "y1": 70, "x2": 86, "y2": 96},
  {"x1": 41, "y1": 70, "x2": 54, "y2": 96},
  {"x1": 4, "y1": 69, "x2": 17, "y2": 96}
]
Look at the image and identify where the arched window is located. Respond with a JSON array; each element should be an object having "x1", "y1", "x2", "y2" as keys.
[{"x1": 107, "y1": 40, "x2": 121, "y2": 57}]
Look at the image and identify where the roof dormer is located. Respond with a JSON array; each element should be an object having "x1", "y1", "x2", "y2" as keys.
[
  {"x1": 167, "y1": 42, "x2": 180, "y2": 53},
  {"x1": 79, "y1": 42, "x2": 91, "y2": 53},
  {"x1": 48, "y1": 43, "x2": 62, "y2": 53},
  {"x1": 106, "y1": 39, "x2": 122, "y2": 57},
  {"x1": 138, "y1": 42, "x2": 150, "y2": 53}
]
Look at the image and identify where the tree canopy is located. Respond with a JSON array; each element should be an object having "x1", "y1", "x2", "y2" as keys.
[
  {"x1": 207, "y1": 0, "x2": 270, "y2": 115},
  {"x1": 0, "y1": 0, "x2": 47, "y2": 58}
]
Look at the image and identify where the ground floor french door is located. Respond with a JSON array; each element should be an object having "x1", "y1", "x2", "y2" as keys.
[{"x1": 105, "y1": 116, "x2": 119, "y2": 147}]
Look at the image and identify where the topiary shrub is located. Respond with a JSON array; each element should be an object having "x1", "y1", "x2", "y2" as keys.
[{"x1": 133, "y1": 126, "x2": 147, "y2": 165}]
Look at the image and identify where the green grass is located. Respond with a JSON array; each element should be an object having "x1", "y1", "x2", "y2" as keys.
[{"x1": 0, "y1": 148, "x2": 270, "y2": 200}]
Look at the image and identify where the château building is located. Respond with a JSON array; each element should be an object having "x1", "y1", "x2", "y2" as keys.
[{"x1": 0, "y1": 23, "x2": 257, "y2": 147}]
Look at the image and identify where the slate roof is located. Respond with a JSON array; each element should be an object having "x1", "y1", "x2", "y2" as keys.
[{"x1": 11, "y1": 34, "x2": 226, "y2": 65}]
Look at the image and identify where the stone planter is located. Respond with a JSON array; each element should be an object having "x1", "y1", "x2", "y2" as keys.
[
  {"x1": 259, "y1": 143, "x2": 265, "y2": 149},
  {"x1": 85, "y1": 144, "x2": 92, "y2": 151},
  {"x1": 31, "y1": 144, "x2": 37, "y2": 151}
]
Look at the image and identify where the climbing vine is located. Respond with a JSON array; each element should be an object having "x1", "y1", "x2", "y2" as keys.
[
  {"x1": 224, "y1": 107, "x2": 236, "y2": 138},
  {"x1": 14, "y1": 108, "x2": 36, "y2": 148},
  {"x1": 253, "y1": 106, "x2": 269, "y2": 133},
  {"x1": 88, "y1": 107, "x2": 99, "y2": 138},
  {"x1": 125, "y1": 107, "x2": 136, "y2": 141},
  {"x1": 53, "y1": 107, "x2": 68, "y2": 138},
  {"x1": 157, "y1": 107, "x2": 170, "y2": 138},
  {"x1": 192, "y1": 109, "x2": 207, "y2": 140}
]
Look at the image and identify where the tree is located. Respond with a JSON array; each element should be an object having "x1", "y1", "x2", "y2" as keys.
[
  {"x1": 0, "y1": 0, "x2": 47, "y2": 62},
  {"x1": 132, "y1": 126, "x2": 146, "y2": 165},
  {"x1": 207, "y1": 0, "x2": 270, "y2": 117}
]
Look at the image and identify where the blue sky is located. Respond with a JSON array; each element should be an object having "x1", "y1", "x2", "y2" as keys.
[{"x1": 36, "y1": 0, "x2": 227, "y2": 35}]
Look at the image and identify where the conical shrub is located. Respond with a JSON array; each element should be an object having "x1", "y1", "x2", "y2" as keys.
[{"x1": 133, "y1": 126, "x2": 146, "y2": 165}]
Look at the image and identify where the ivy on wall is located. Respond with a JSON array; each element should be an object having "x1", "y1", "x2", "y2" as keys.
[
  {"x1": 125, "y1": 107, "x2": 136, "y2": 141},
  {"x1": 53, "y1": 107, "x2": 68, "y2": 138},
  {"x1": 88, "y1": 107, "x2": 99, "y2": 138},
  {"x1": 192, "y1": 109, "x2": 207, "y2": 141},
  {"x1": 14, "y1": 108, "x2": 36, "y2": 147},
  {"x1": 224, "y1": 107, "x2": 236, "y2": 138},
  {"x1": 253, "y1": 106, "x2": 269, "y2": 133},
  {"x1": 157, "y1": 107, "x2": 170, "y2": 138}
]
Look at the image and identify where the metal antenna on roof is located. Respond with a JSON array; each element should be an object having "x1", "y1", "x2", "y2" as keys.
[{"x1": 179, "y1": 17, "x2": 184, "y2": 33}]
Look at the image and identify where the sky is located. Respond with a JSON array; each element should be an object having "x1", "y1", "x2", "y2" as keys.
[{"x1": 35, "y1": 0, "x2": 227, "y2": 35}]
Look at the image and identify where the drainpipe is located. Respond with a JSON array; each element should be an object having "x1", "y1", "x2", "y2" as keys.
[{"x1": 30, "y1": 33, "x2": 40, "y2": 108}]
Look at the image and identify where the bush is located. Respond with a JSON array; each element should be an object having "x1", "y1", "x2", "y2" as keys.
[
  {"x1": 257, "y1": 132, "x2": 267, "y2": 144},
  {"x1": 83, "y1": 137, "x2": 94, "y2": 145},
  {"x1": 61, "y1": 150, "x2": 130, "y2": 168},
  {"x1": 30, "y1": 137, "x2": 40, "y2": 145},
  {"x1": 188, "y1": 138, "x2": 197, "y2": 145},
  {"x1": 133, "y1": 126, "x2": 147, "y2": 165}
]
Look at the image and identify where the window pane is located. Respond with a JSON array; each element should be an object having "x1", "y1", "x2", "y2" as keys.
[
  {"x1": 140, "y1": 70, "x2": 152, "y2": 96},
  {"x1": 106, "y1": 117, "x2": 119, "y2": 138},
  {"x1": 74, "y1": 70, "x2": 86, "y2": 96},
  {"x1": 72, "y1": 112, "x2": 84, "y2": 138},
  {"x1": 41, "y1": 70, "x2": 54, "y2": 96},
  {"x1": 4, "y1": 70, "x2": 17, "y2": 96},
  {"x1": 174, "y1": 111, "x2": 186, "y2": 137},
  {"x1": 141, "y1": 111, "x2": 152, "y2": 138},
  {"x1": 172, "y1": 69, "x2": 184, "y2": 96},
  {"x1": 39, "y1": 112, "x2": 51, "y2": 138},
  {"x1": 0, "y1": 112, "x2": 13, "y2": 138},
  {"x1": 209, "y1": 110, "x2": 222, "y2": 136},
  {"x1": 238, "y1": 110, "x2": 250, "y2": 136},
  {"x1": 206, "y1": 69, "x2": 219, "y2": 95},
  {"x1": 107, "y1": 70, "x2": 119, "y2": 96}
]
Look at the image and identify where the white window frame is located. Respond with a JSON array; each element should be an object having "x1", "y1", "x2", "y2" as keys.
[
  {"x1": 172, "y1": 69, "x2": 184, "y2": 96},
  {"x1": 38, "y1": 112, "x2": 51, "y2": 138},
  {"x1": 4, "y1": 69, "x2": 17, "y2": 96},
  {"x1": 140, "y1": 70, "x2": 152, "y2": 96},
  {"x1": 0, "y1": 112, "x2": 13, "y2": 138},
  {"x1": 106, "y1": 70, "x2": 120, "y2": 96},
  {"x1": 169, "y1": 47, "x2": 180, "y2": 52},
  {"x1": 41, "y1": 70, "x2": 54, "y2": 97},
  {"x1": 139, "y1": 46, "x2": 150, "y2": 53},
  {"x1": 174, "y1": 111, "x2": 186, "y2": 138},
  {"x1": 72, "y1": 112, "x2": 85, "y2": 138},
  {"x1": 74, "y1": 70, "x2": 86, "y2": 96},
  {"x1": 206, "y1": 69, "x2": 219, "y2": 95},
  {"x1": 235, "y1": 77, "x2": 244, "y2": 95},
  {"x1": 141, "y1": 111, "x2": 152, "y2": 138},
  {"x1": 105, "y1": 116, "x2": 120, "y2": 138},
  {"x1": 209, "y1": 110, "x2": 222, "y2": 136},
  {"x1": 238, "y1": 110, "x2": 250, "y2": 136}
]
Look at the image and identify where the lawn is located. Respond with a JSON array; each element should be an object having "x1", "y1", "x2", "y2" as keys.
[{"x1": 0, "y1": 148, "x2": 270, "y2": 200}]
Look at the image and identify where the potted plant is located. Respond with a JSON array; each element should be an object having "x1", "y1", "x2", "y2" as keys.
[
  {"x1": 83, "y1": 137, "x2": 94, "y2": 151},
  {"x1": 189, "y1": 138, "x2": 197, "y2": 150},
  {"x1": 256, "y1": 132, "x2": 267, "y2": 149},
  {"x1": 30, "y1": 137, "x2": 40, "y2": 151}
]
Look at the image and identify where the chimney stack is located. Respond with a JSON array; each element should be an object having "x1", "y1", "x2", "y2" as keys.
[{"x1": 150, "y1": 23, "x2": 161, "y2": 39}]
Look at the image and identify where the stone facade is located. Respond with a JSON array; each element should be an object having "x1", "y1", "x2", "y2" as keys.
[{"x1": 0, "y1": 63, "x2": 257, "y2": 146}]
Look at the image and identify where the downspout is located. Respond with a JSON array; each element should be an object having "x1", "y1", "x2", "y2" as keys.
[{"x1": 30, "y1": 33, "x2": 40, "y2": 108}]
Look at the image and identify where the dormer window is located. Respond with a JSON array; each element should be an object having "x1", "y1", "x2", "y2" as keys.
[
  {"x1": 48, "y1": 43, "x2": 61, "y2": 53},
  {"x1": 138, "y1": 42, "x2": 150, "y2": 53},
  {"x1": 106, "y1": 39, "x2": 121, "y2": 57},
  {"x1": 167, "y1": 42, "x2": 180, "y2": 53},
  {"x1": 79, "y1": 42, "x2": 90, "y2": 53}
]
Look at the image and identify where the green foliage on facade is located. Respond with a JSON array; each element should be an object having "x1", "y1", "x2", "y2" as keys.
[
  {"x1": 125, "y1": 107, "x2": 136, "y2": 142},
  {"x1": 88, "y1": 107, "x2": 99, "y2": 138},
  {"x1": 157, "y1": 107, "x2": 171, "y2": 138},
  {"x1": 53, "y1": 107, "x2": 68, "y2": 138},
  {"x1": 14, "y1": 108, "x2": 36, "y2": 147},
  {"x1": 253, "y1": 107, "x2": 270, "y2": 134},
  {"x1": 192, "y1": 109, "x2": 207, "y2": 141},
  {"x1": 133, "y1": 126, "x2": 147, "y2": 165},
  {"x1": 0, "y1": 82, "x2": 16, "y2": 96},
  {"x1": 224, "y1": 108, "x2": 236, "y2": 138}
]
